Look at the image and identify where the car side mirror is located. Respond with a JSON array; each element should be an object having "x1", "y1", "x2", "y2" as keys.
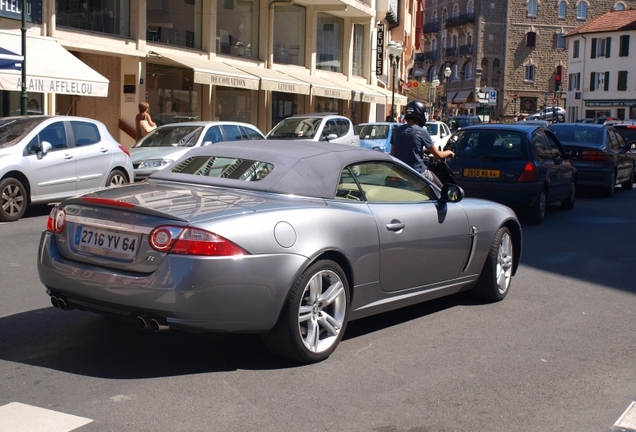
[
  {"x1": 324, "y1": 133, "x2": 338, "y2": 141},
  {"x1": 202, "y1": 141, "x2": 213, "y2": 146},
  {"x1": 40, "y1": 141, "x2": 52, "y2": 154},
  {"x1": 440, "y1": 183, "x2": 464, "y2": 203}
]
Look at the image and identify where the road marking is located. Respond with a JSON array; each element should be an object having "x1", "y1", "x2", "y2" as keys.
[
  {"x1": 611, "y1": 401, "x2": 636, "y2": 431},
  {"x1": 0, "y1": 402, "x2": 92, "y2": 431}
]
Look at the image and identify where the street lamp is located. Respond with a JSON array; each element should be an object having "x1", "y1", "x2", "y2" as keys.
[
  {"x1": 431, "y1": 78, "x2": 440, "y2": 119},
  {"x1": 386, "y1": 41, "x2": 404, "y2": 122},
  {"x1": 443, "y1": 65, "x2": 451, "y2": 119}
]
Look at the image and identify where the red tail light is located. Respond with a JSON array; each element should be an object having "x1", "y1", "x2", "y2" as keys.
[
  {"x1": 81, "y1": 197, "x2": 136, "y2": 208},
  {"x1": 581, "y1": 150, "x2": 607, "y2": 161},
  {"x1": 118, "y1": 145, "x2": 131, "y2": 157},
  {"x1": 149, "y1": 225, "x2": 249, "y2": 256},
  {"x1": 517, "y1": 162, "x2": 537, "y2": 182},
  {"x1": 46, "y1": 206, "x2": 66, "y2": 234}
]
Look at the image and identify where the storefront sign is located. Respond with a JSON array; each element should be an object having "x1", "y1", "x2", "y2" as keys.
[
  {"x1": 0, "y1": 75, "x2": 108, "y2": 96},
  {"x1": 194, "y1": 71, "x2": 259, "y2": 90},
  {"x1": 312, "y1": 87, "x2": 350, "y2": 100},
  {"x1": 259, "y1": 80, "x2": 310, "y2": 95},
  {"x1": 585, "y1": 100, "x2": 636, "y2": 107},
  {"x1": 123, "y1": 74, "x2": 136, "y2": 94},
  {"x1": 376, "y1": 24, "x2": 384, "y2": 76},
  {"x1": 0, "y1": 0, "x2": 42, "y2": 23}
]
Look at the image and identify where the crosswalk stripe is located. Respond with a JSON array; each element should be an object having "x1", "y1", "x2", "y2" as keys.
[
  {"x1": 0, "y1": 402, "x2": 92, "y2": 432},
  {"x1": 610, "y1": 401, "x2": 636, "y2": 432}
]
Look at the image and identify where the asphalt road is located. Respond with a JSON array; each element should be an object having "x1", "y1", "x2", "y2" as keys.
[{"x1": 0, "y1": 189, "x2": 635, "y2": 432}]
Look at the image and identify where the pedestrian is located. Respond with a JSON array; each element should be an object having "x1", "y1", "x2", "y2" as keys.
[
  {"x1": 28, "y1": 99, "x2": 40, "y2": 112},
  {"x1": 136, "y1": 101, "x2": 157, "y2": 140},
  {"x1": 390, "y1": 100, "x2": 455, "y2": 188}
]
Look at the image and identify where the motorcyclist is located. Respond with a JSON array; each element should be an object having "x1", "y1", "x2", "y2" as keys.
[{"x1": 389, "y1": 100, "x2": 455, "y2": 188}]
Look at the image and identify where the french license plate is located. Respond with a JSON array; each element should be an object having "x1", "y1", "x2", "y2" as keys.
[
  {"x1": 463, "y1": 168, "x2": 500, "y2": 178},
  {"x1": 75, "y1": 225, "x2": 139, "y2": 258}
]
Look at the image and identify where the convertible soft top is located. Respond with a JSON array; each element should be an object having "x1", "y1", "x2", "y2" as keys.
[{"x1": 150, "y1": 140, "x2": 393, "y2": 199}]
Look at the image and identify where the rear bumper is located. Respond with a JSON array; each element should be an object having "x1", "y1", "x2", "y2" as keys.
[
  {"x1": 38, "y1": 231, "x2": 308, "y2": 333},
  {"x1": 455, "y1": 181, "x2": 543, "y2": 208},
  {"x1": 571, "y1": 166, "x2": 612, "y2": 187}
]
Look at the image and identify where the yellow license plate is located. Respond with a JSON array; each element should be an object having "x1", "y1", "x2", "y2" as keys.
[{"x1": 463, "y1": 168, "x2": 500, "y2": 178}]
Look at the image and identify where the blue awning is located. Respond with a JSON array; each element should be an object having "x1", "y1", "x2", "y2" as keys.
[{"x1": 0, "y1": 46, "x2": 23, "y2": 71}]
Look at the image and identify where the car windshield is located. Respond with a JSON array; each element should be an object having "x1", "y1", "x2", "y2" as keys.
[
  {"x1": 133, "y1": 126, "x2": 204, "y2": 148},
  {"x1": 357, "y1": 124, "x2": 390, "y2": 140},
  {"x1": 268, "y1": 118, "x2": 322, "y2": 139},
  {"x1": 451, "y1": 130, "x2": 526, "y2": 159},
  {"x1": 550, "y1": 126, "x2": 603, "y2": 147},
  {"x1": 0, "y1": 118, "x2": 41, "y2": 148},
  {"x1": 424, "y1": 123, "x2": 439, "y2": 135},
  {"x1": 446, "y1": 118, "x2": 471, "y2": 130},
  {"x1": 171, "y1": 156, "x2": 274, "y2": 181}
]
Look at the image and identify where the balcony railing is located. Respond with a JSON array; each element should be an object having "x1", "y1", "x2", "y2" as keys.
[
  {"x1": 424, "y1": 22, "x2": 440, "y2": 33},
  {"x1": 445, "y1": 13, "x2": 475, "y2": 29},
  {"x1": 445, "y1": 47, "x2": 458, "y2": 58},
  {"x1": 459, "y1": 44, "x2": 473, "y2": 56}
]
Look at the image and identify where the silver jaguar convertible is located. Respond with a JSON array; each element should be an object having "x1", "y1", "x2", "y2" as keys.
[{"x1": 38, "y1": 141, "x2": 522, "y2": 364}]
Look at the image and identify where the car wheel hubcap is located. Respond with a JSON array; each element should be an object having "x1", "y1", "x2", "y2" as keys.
[
  {"x1": 1, "y1": 185, "x2": 24, "y2": 216},
  {"x1": 298, "y1": 270, "x2": 346, "y2": 354},
  {"x1": 110, "y1": 175, "x2": 125, "y2": 186},
  {"x1": 496, "y1": 232, "x2": 513, "y2": 295}
]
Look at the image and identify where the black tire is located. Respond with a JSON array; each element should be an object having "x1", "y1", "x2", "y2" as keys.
[
  {"x1": 106, "y1": 169, "x2": 128, "y2": 187},
  {"x1": 0, "y1": 177, "x2": 27, "y2": 222},
  {"x1": 621, "y1": 169, "x2": 634, "y2": 190},
  {"x1": 473, "y1": 227, "x2": 514, "y2": 302},
  {"x1": 602, "y1": 172, "x2": 616, "y2": 197},
  {"x1": 561, "y1": 182, "x2": 576, "y2": 210},
  {"x1": 262, "y1": 260, "x2": 350, "y2": 364},
  {"x1": 527, "y1": 190, "x2": 546, "y2": 224}
]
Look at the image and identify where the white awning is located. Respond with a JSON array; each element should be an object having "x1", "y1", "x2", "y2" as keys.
[
  {"x1": 338, "y1": 80, "x2": 386, "y2": 104},
  {"x1": 374, "y1": 86, "x2": 408, "y2": 106},
  {"x1": 231, "y1": 64, "x2": 310, "y2": 95},
  {"x1": 0, "y1": 31, "x2": 109, "y2": 97},
  {"x1": 452, "y1": 90, "x2": 474, "y2": 104},
  {"x1": 285, "y1": 73, "x2": 351, "y2": 100},
  {"x1": 148, "y1": 50, "x2": 260, "y2": 90}
]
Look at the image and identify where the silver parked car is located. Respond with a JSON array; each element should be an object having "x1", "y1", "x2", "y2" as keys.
[
  {"x1": 0, "y1": 115, "x2": 133, "y2": 222},
  {"x1": 266, "y1": 113, "x2": 360, "y2": 146},
  {"x1": 130, "y1": 121, "x2": 265, "y2": 181},
  {"x1": 38, "y1": 141, "x2": 522, "y2": 364},
  {"x1": 526, "y1": 107, "x2": 566, "y2": 122}
]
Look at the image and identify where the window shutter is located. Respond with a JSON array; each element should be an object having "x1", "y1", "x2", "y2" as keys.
[
  {"x1": 553, "y1": 34, "x2": 557, "y2": 49},
  {"x1": 577, "y1": 72, "x2": 581, "y2": 90},
  {"x1": 590, "y1": 72, "x2": 596, "y2": 91},
  {"x1": 591, "y1": 38, "x2": 597, "y2": 58},
  {"x1": 526, "y1": 32, "x2": 536, "y2": 47},
  {"x1": 604, "y1": 72, "x2": 610, "y2": 91},
  {"x1": 606, "y1": 37, "x2": 611, "y2": 58},
  {"x1": 620, "y1": 35, "x2": 630, "y2": 57}
]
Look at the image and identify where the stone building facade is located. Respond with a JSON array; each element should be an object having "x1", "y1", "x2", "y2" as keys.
[{"x1": 420, "y1": 0, "x2": 636, "y2": 120}]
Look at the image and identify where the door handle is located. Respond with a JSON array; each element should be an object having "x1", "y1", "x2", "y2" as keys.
[
  {"x1": 386, "y1": 219, "x2": 405, "y2": 232},
  {"x1": 100, "y1": 148, "x2": 108, "y2": 153},
  {"x1": 64, "y1": 154, "x2": 73, "y2": 160}
]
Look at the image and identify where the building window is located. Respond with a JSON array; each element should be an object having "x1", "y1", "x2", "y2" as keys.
[
  {"x1": 146, "y1": 63, "x2": 200, "y2": 125},
  {"x1": 274, "y1": 4, "x2": 306, "y2": 66},
  {"x1": 442, "y1": 8, "x2": 448, "y2": 25},
  {"x1": 527, "y1": 0, "x2": 538, "y2": 17},
  {"x1": 614, "y1": 2, "x2": 626, "y2": 10},
  {"x1": 568, "y1": 72, "x2": 581, "y2": 91},
  {"x1": 316, "y1": 13, "x2": 343, "y2": 73},
  {"x1": 147, "y1": 0, "x2": 202, "y2": 49},
  {"x1": 216, "y1": 88, "x2": 255, "y2": 123},
  {"x1": 524, "y1": 64, "x2": 536, "y2": 82},
  {"x1": 526, "y1": 31, "x2": 537, "y2": 47},
  {"x1": 452, "y1": 4, "x2": 459, "y2": 18},
  {"x1": 57, "y1": 0, "x2": 131, "y2": 36},
  {"x1": 577, "y1": 1, "x2": 588, "y2": 19},
  {"x1": 591, "y1": 37, "x2": 611, "y2": 58},
  {"x1": 573, "y1": 40, "x2": 580, "y2": 58},
  {"x1": 555, "y1": 33, "x2": 566, "y2": 49},
  {"x1": 617, "y1": 71, "x2": 628, "y2": 91},
  {"x1": 463, "y1": 61, "x2": 473, "y2": 80},
  {"x1": 429, "y1": 67, "x2": 437, "y2": 82},
  {"x1": 467, "y1": 0, "x2": 474, "y2": 14},
  {"x1": 451, "y1": 64, "x2": 459, "y2": 81},
  {"x1": 620, "y1": 35, "x2": 630, "y2": 57},
  {"x1": 432, "y1": 10, "x2": 438, "y2": 24},
  {"x1": 590, "y1": 71, "x2": 609, "y2": 91},
  {"x1": 352, "y1": 24, "x2": 364, "y2": 77},
  {"x1": 558, "y1": 1, "x2": 567, "y2": 18},
  {"x1": 216, "y1": 0, "x2": 258, "y2": 57}
]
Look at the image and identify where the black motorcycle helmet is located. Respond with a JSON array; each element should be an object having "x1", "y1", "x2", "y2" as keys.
[{"x1": 403, "y1": 100, "x2": 428, "y2": 126}]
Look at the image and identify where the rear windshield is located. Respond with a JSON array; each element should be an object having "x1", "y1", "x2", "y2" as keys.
[
  {"x1": 268, "y1": 118, "x2": 322, "y2": 139},
  {"x1": 451, "y1": 130, "x2": 525, "y2": 158},
  {"x1": 424, "y1": 123, "x2": 438, "y2": 135},
  {"x1": 357, "y1": 124, "x2": 390, "y2": 140},
  {"x1": 613, "y1": 125, "x2": 636, "y2": 145},
  {"x1": 133, "y1": 126, "x2": 203, "y2": 148},
  {"x1": 0, "y1": 118, "x2": 41, "y2": 148},
  {"x1": 170, "y1": 156, "x2": 273, "y2": 181},
  {"x1": 550, "y1": 126, "x2": 602, "y2": 146}
]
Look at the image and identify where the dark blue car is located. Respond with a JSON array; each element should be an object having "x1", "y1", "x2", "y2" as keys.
[{"x1": 445, "y1": 124, "x2": 577, "y2": 224}]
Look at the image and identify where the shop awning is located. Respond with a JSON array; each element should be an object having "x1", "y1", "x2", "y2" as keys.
[
  {"x1": 338, "y1": 80, "x2": 387, "y2": 104},
  {"x1": 148, "y1": 50, "x2": 260, "y2": 90},
  {"x1": 447, "y1": 92, "x2": 458, "y2": 103},
  {"x1": 286, "y1": 73, "x2": 351, "y2": 100},
  {"x1": 231, "y1": 64, "x2": 310, "y2": 95},
  {"x1": 374, "y1": 86, "x2": 408, "y2": 106},
  {"x1": 0, "y1": 31, "x2": 109, "y2": 97},
  {"x1": 452, "y1": 90, "x2": 474, "y2": 104}
]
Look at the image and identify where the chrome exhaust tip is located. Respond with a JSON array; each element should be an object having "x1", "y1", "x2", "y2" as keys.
[
  {"x1": 136, "y1": 316, "x2": 151, "y2": 330},
  {"x1": 150, "y1": 318, "x2": 170, "y2": 332},
  {"x1": 50, "y1": 296, "x2": 59, "y2": 308},
  {"x1": 57, "y1": 297, "x2": 68, "y2": 310}
]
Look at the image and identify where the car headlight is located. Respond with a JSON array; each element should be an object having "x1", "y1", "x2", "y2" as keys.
[{"x1": 138, "y1": 159, "x2": 173, "y2": 169}]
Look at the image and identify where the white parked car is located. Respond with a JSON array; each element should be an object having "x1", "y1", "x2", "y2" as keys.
[
  {"x1": 0, "y1": 115, "x2": 133, "y2": 222},
  {"x1": 266, "y1": 114, "x2": 360, "y2": 146},
  {"x1": 424, "y1": 121, "x2": 453, "y2": 150},
  {"x1": 131, "y1": 121, "x2": 265, "y2": 181}
]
